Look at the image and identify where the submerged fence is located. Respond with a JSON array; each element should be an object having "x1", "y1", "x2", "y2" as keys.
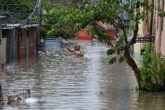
[{"x1": 0, "y1": 86, "x2": 30, "y2": 105}]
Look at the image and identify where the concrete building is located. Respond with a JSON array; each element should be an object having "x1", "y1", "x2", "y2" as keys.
[
  {"x1": 133, "y1": 0, "x2": 154, "y2": 62},
  {"x1": 155, "y1": 0, "x2": 165, "y2": 56}
]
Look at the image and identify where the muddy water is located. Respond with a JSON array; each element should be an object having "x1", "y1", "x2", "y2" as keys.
[{"x1": 0, "y1": 41, "x2": 165, "y2": 110}]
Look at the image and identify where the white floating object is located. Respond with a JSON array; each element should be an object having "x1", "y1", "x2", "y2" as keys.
[{"x1": 25, "y1": 98, "x2": 38, "y2": 104}]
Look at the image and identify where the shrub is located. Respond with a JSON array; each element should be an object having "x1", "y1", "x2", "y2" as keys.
[{"x1": 139, "y1": 43, "x2": 165, "y2": 91}]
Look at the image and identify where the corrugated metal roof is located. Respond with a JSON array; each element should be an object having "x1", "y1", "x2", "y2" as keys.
[
  {"x1": 2, "y1": 27, "x2": 15, "y2": 29},
  {"x1": 21, "y1": 24, "x2": 39, "y2": 28},
  {"x1": 2, "y1": 24, "x2": 20, "y2": 29},
  {"x1": 0, "y1": 16, "x2": 5, "y2": 19},
  {"x1": 2, "y1": 23, "x2": 39, "y2": 29},
  {"x1": 7, "y1": 24, "x2": 20, "y2": 27}
]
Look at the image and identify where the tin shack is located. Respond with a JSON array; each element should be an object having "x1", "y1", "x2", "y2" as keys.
[{"x1": 2, "y1": 23, "x2": 39, "y2": 64}]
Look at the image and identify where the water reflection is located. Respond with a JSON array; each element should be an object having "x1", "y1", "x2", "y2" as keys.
[
  {"x1": 0, "y1": 40, "x2": 165, "y2": 110},
  {"x1": 137, "y1": 92, "x2": 165, "y2": 110}
]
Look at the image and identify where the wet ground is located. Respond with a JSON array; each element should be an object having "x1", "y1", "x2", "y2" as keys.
[{"x1": 0, "y1": 40, "x2": 165, "y2": 110}]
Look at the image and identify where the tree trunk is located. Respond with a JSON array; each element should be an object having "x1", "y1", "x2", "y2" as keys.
[
  {"x1": 123, "y1": 2, "x2": 142, "y2": 88},
  {"x1": 124, "y1": 47, "x2": 142, "y2": 88}
]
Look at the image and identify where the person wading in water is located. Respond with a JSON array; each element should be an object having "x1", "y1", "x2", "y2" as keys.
[{"x1": 67, "y1": 45, "x2": 84, "y2": 57}]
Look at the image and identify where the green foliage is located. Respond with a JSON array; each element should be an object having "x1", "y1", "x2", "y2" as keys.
[
  {"x1": 41, "y1": 1, "x2": 76, "y2": 39},
  {"x1": 119, "y1": 56, "x2": 125, "y2": 63},
  {"x1": 107, "y1": 49, "x2": 115, "y2": 55},
  {"x1": 139, "y1": 43, "x2": 165, "y2": 91},
  {"x1": 0, "y1": 0, "x2": 35, "y2": 20},
  {"x1": 33, "y1": 16, "x2": 41, "y2": 22},
  {"x1": 109, "y1": 57, "x2": 117, "y2": 65},
  {"x1": 106, "y1": 35, "x2": 125, "y2": 65},
  {"x1": 48, "y1": 30, "x2": 75, "y2": 39}
]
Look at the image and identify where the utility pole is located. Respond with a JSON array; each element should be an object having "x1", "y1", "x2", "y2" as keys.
[{"x1": 35, "y1": 0, "x2": 42, "y2": 51}]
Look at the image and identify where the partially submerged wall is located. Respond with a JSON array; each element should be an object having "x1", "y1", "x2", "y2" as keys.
[
  {"x1": 18, "y1": 27, "x2": 36, "y2": 59},
  {"x1": 0, "y1": 38, "x2": 6, "y2": 64},
  {"x1": 2, "y1": 29, "x2": 18, "y2": 62},
  {"x1": 0, "y1": 18, "x2": 6, "y2": 64}
]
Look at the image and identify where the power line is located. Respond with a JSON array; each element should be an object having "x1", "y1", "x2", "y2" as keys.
[
  {"x1": 0, "y1": 3, "x2": 35, "y2": 6},
  {"x1": 21, "y1": 0, "x2": 42, "y2": 25}
]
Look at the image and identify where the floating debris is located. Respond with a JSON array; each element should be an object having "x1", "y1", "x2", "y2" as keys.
[{"x1": 25, "y1": 97, "x2": 38, "y2": 104}]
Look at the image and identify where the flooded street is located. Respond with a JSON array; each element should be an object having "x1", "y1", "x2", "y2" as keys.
[{"x1": 0, "y1": 41, "x2": 165, "y2": 110}]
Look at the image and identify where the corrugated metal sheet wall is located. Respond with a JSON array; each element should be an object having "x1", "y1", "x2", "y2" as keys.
[
  {"x1": 0, "y1": 38, "x2": 6, "y2": 64},
  {"x1": 6, "y1": 29, "x2": 18, "y2": 62}
]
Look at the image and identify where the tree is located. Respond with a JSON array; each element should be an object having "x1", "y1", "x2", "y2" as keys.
[
  {"x1": 41, "y1": 0, "x2": 81, "y2": 38},
  {"x1": 43, "y1": 0, "x2": 165, "y2": 90},
  {"x1": 0, "y1": 0, "x2": 36, "y2": 22}
]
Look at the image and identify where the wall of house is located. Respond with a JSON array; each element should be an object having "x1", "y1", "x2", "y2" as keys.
[
  {"x1": 36, "y1": 26, "x2": 41, "y2": 51},
  {"x1": 19, "y1": 29, "x2": 27, "y2": 59},
  {"x1": 17, "y1": 27, "x2": 37, "y2": 68},
  {"x1": 0, "y1": 18, "x2": 7, "y2": 65},
  {"x1": 2, "y1": 29, "x2": 18, "y2": 63},
  {"x1": 18, "y1": 27, "x2": 36, "y2": 60},
  {"x1": 155, "y1": 0, "x2": 165, "y2": 56},
  {"x1": 0, "y1": 38, "x2": 6, "y2": 64},
  {"x1": 29, "y1": 27, "x2": 36, "y2": 58},
  {"x1": 134, "y1": 0, "x2": 153, "y2": 55},
  {"x1": 0, "y1": 20, "x2": 2, "y2": 40},
  {"x1": 134, "y1": 11, "x2": 146, "y2": 54},
  {"x1": 77, "y1": 30, "x2": 92, "y2": 40}
]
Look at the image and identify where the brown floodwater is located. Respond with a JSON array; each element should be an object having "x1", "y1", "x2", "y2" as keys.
[{"x1": 0, "y1": 40, "x2": 165, "y2": 110}]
